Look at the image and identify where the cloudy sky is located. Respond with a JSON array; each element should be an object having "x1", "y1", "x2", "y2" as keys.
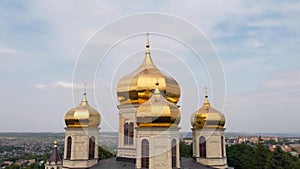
[{"x1": 0, "y1": 0, "x2": 299, "y2": 133}]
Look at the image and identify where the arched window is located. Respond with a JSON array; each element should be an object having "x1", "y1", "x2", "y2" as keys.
[
  {"x1": 66, "y1": 136, "x2": 72, "y2": 159},
  {"x1": 124, "y1": 122, "x2": 134, "y2": 145},
  {"x1": 141, "y1": 139, "x2": 149, "y2": 168},
  {"x1": 221, "y1": 136, "x2": 224, "y2": 157},
  {"x1": 199, "y1": 136, "x2": 206, "y2": 158},
  {"x1": 171, "y1": 139, "x2": 177, "y2": 168},
  {"x1": 129, "y1": 122, "x2": 134, "y2": 145},
  {"x1": 124, "y1": 122, "x2": 129, "y2": 145},
  {"x1": 89, "y1": 136, "x2": 95, "y2": 159}
]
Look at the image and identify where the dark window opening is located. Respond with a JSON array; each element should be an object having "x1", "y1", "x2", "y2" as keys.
[
  {"x1": 89, "y1": 136, "x2": 95, "y2": 159},
  {"x1": 221, "y1": 136, "x2": 224, "y2": 157},
  {"x1": 141, "y1": 139, "x2": 149, "y2": 168},
  {"x1": 66, "y1": 136, "x2": 72, "y2": 159},
  {"x1": 199, "y1": 136, "x2": 206, "y2": 158},
  {"x1": 171, "y1": 139, "x2": 177, "y2": 168},
  {"x1": 124, "y1": 122, "x2": 134, "y2": 145}
]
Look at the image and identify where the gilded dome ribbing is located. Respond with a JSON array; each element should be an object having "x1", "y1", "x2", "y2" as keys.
[
  {"x1": 136, "y1": 83, "x2": 181, "y2": 127},
  {"x1": 191, "y1": 94, "x2": 225, "y2": 129},
  {"x1": 117, "y1": 39, "x2": 180, "y2": 105},
  {"x1": 65, "y1": 90, "x2": 101, "y2": 128}
]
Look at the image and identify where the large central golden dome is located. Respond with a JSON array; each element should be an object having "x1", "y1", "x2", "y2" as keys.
[
  {"x1": 136, "y1": 83, "x2": 181, "y2": 127},
  {"x1": 65, "y1": 90, "x2": 101, "y2": 128},
  {"x1": 117, "y1": 40, "x2": 180, "y2": 105}
]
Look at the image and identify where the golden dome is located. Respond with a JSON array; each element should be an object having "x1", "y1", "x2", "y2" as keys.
[
  {"x1": 65, "y1": 90, "x2": 101, "y2": 128},
  {"x1": 117, "y1": 38, "x2": 180, "y2": 105},
  {"x1": 136, "y1": 83, "x2": 181, "y2": 127},
  {"x1": 191, "y1": 93, "x2": 225, "y2": 129}
]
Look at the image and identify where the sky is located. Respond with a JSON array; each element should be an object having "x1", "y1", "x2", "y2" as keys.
[{"x1": 0, "y1": 0, "x2": 300, "y2": 133}]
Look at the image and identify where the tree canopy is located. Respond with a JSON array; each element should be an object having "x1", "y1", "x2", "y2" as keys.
[{"x1": 227, "y1": 143, "x2": 300, "y2": 169}]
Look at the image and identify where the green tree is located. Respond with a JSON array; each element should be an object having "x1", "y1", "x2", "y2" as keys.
[
  {"x1": 179, "y1": 141, "x2": 192, "y2": 158},
  {"x1": 227, "y1": 143, "x2": 300, "y2": 169},
  {"x1": 98, "y1": 145, "x2": 114, "y2": 160},
  {"x1": 253, "y1": 142, "x2": 271, "y2": 169},
  {"x1": 23, "y1": 162, "x2": 42, "y2": 169},
  {"x1": 5, "y1": 164, "x2": 21, "y2": 169},
  {"x1": 267, "y1": 146, "x2": 300, "y2": 169},
  {"x1": 227, "y1": 143, "x2": 256, "y2": 169}
]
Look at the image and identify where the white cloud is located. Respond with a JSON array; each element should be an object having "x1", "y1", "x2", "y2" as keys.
[
  {"x1": 247, "y1": 19, "x2": 280, "y2": 28},
  {"x1": 223, "y1": 56, "x2": 269, "y2": 74},
  {"x1": 225, "y1": 90, "x2": 300, "y2": 132},
  {"x1": 36, "y1": 81, "x2": 82, "y2": 90},
  {"x1": 36, "y1": 83, "x2": 48, "y2": 89},
  {"x1": 264, "y1": 70, "x2": 300, "y2": 91},
  {"x1": 242, "y1": 39, "x2": 265, "y2": 48},
  {"x1": 1, "y1": 0, "x2": 300, "y2": 132},
  {"x1": 0, "y1": 46, "x2": 22, "y2": 55}
]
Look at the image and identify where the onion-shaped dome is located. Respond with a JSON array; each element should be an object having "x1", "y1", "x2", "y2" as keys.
[
  {"x1": 191, "y1": 93, "x2": 225, "y2": 129},
  {"x1": 136, "y1": 83, "x2": 181, "y2": 127},
  {"x1": 65, "y1": 90, "x2": 101, "y2": 128},
  {"x1": 117, "y1": 39, "x2": 180, "y2": 105}
]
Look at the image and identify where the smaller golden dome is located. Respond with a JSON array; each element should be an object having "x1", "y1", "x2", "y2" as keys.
[
  {"x1": 136, "y1": 83, "x2": 180, "y2": 127},
  {"x1": 191, "y1": 91, "x2": 225, "y2": 129},
  {"x1": 65, "y1": 89, "x2": 101, "y2": 128}
]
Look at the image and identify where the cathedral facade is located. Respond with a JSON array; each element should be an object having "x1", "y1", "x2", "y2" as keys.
[{"x1": 46, "y1": 37, "x2": 227, "y2": 169}]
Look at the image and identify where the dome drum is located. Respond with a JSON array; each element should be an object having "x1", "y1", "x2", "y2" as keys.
[
  {"x1": 65, "y1": 118, "x2": 89, "y2": 128},
  {"x1": 136, "y1": 116, "x2": 180, "y2": 127},
  {"x1": 193, "y1": 118, "x2": 225, "y2": 129}
]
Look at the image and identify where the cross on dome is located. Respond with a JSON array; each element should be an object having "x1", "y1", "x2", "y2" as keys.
[
  {"x1": 84, "y1": 83, "x2": 87, "y2": 95},
  {"x1": 145, "y1": 32, "x2": 150, "y2": 48}
]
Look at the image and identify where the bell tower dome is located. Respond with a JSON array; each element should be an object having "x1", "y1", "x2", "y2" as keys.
[
  {"x1": 191, "y1": 88, "x2": 227, "y2": 169},
  {"x1": 62, "y1": 84, "x2": 101, "y2": 169}
]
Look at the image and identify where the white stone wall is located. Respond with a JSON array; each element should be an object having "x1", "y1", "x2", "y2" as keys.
[
  {"x1": 136, "y1": 127, "x2": 180, "y2": 169},
  {"x1": 192, "y1": 128, "x2": 227, "y2": 169},
  {"x1": 62, "y1": 128, "x2": 99, "y2": 169},
  {"x1": 117, "y1": 105, "x2": 138, "y2": 159}
]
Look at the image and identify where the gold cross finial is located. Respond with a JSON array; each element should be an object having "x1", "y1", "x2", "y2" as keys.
[
  {"x1": 204, "y1": 86, "x2": 208, "y2": 98},
  {"x1": 145, "y1": 32, "x2": 150, "y2": 48},
  {"x1": 84, "y1": 83, "x2": 87, "y2": 95},
  {"x1": 204, "y1": 86, "x2": 210, "y2": 105}
]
